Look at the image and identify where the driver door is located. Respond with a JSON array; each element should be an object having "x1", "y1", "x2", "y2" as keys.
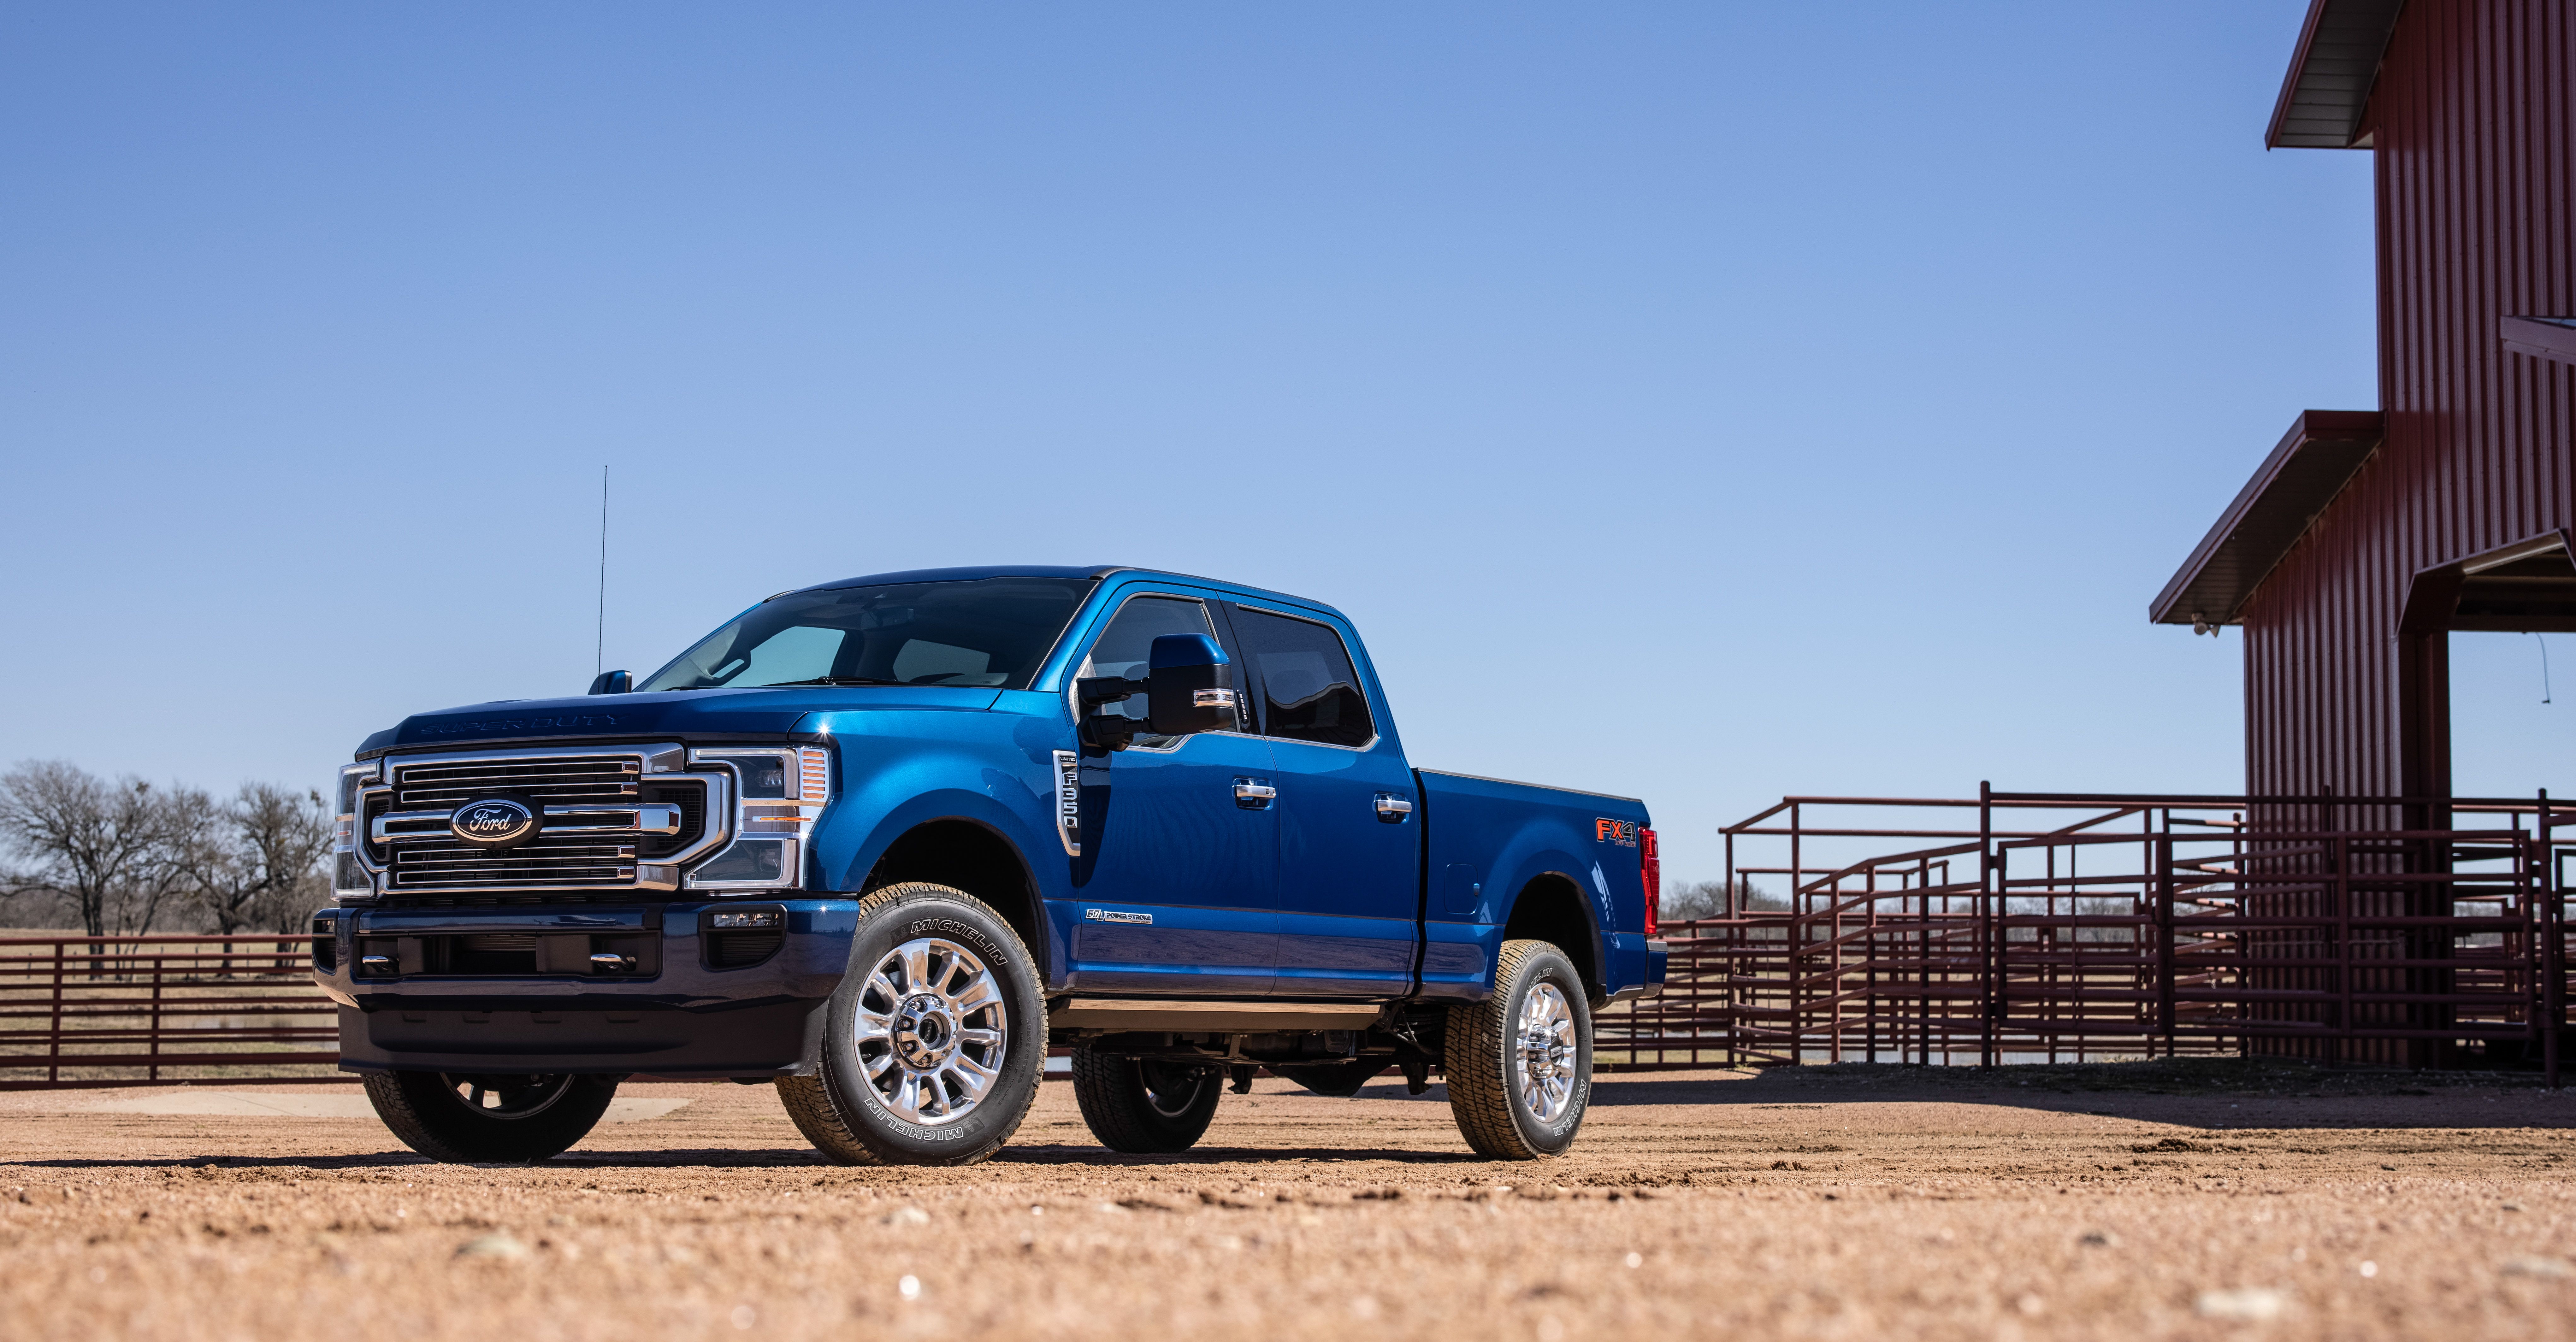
[{"x1": 1067, "y1": 593, "x2": 1278, "y2": 995}]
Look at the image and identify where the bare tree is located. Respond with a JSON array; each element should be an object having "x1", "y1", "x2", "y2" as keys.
[
  {"x1": 0, "y1": 761, "x2": 188, "y2": 936},
  {"x1": 1661, "y1": 876, "x2": 1784, "y2": 921},
  {"x1": 184, "y1": 783, "x2": 333, "y2": 934}
]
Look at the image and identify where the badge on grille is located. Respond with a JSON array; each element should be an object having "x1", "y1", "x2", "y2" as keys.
[{"x1": 450, "y1": 798, "x2": 538, "y2": 850}]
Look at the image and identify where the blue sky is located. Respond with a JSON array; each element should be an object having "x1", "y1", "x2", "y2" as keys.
[{"x1": 8, "y1": 2, "x2": 2526, "y2": 886}]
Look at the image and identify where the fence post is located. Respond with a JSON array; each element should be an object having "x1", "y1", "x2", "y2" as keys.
[
  {"x1": 49, "y1": 939, "x2": 67, "y2": 1086},
  {"x1": 148, "y1": 951, "x2": 165, "y2": 1082},
  {"x1": 2544, "y1": 791, "x2": 2563, "y2": 1092},
  {"x1": 1980, "y1": 781, "x2": 1996, "y2": 1068},
  {"x1": 2158, "y1": 830, "x2": 2177, "y2": 1057}
]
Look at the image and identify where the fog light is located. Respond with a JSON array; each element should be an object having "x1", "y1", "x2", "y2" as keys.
[{"x1": 709, "y1": 910, "x2": 782, "y2": 929}]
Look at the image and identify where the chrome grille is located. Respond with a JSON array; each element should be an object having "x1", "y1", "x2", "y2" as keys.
[
  {"x1": 394, "y1": 756, "x2": 640, "y2": 808},
  {"x1": 393, "y1": 840, "x2": 636, "y2": 889},
  {"x1": 357, "y1": 745, "x2": 730, "y2": 900}
]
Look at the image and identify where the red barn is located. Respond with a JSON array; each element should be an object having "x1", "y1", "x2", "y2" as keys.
[{"x1": 2155, "y1": 0, "x2": 2576, "y2": 810}]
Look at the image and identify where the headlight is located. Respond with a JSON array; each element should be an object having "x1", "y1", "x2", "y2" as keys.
[
  {"x1": 332, "y1": 762, "x2": 380, "y2": 897},
  {"x1": 685, "y1": 746, "x2": 830, "y2": 892}
]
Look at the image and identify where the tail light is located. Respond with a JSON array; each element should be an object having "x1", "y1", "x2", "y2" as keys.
[{"x1": 1640, "y1": 826, "x2": 1660, "y2": 937}]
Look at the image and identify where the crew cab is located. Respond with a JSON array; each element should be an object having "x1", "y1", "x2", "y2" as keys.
[{"x1": 313, "y1": 566, "x2": 1664, "y2": 1164}]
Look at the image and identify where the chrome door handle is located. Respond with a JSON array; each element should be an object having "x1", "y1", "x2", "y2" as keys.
[
  {"x1": 1374, "y1": 794, "x2": 1414, "y2": 822},
  {"x1": 1233, "y1": 778, "x2": 1277, "y2": 810}
]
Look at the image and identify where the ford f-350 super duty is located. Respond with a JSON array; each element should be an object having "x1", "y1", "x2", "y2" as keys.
[{"x1": 314, "y1": 566, "x2": 1665, "y2": 1165}]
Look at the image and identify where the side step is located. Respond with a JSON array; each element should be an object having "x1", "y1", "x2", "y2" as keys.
[{"x1": 1050, "y1": 998, "x2": 1385, "y2": 1033}]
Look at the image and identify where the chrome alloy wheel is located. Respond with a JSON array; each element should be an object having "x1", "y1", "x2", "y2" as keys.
[
  {"x1": 852, "y1": 936, "x2": 1008, "y2": 1126},
  {"x1": 1514, "y1": 981, "x2": 1577, "y2": 1124}
]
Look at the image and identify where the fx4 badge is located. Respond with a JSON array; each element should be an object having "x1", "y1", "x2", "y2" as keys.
[
  {"x1": 1594, "y1": 818, "x2": 1639, "y2": 847},
  {"x1": 1084, "y1": 908, "x2": 1152, "y2": 925}
]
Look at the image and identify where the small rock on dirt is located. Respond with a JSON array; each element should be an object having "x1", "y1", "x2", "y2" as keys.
[
  {"x1": 453, "y1": 1234, "x2": 529, "y2": 1262},
  {"x1": 2195, "y1": 1288, "x2": 2288, "y2": 1321}
]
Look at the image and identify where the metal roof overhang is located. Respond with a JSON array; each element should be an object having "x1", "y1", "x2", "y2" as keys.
[
  {"x1": 2150, "y1": 410, "x2": 2385, "y2": 627},
  {"x1": 2502, "y1": 316, "x2": 2576, "y2": 366},
  {"x1": 2265, "y1": 0, "x2": 2407, "y2": 149}
]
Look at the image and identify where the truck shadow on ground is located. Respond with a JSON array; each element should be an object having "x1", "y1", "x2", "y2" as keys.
[
  {"x1": 996, "y1": 1145, "x2": 1488, "y2": 1167},
  {"x1": 1582, "y1": 1062, "x2": 2576, "y2": 1131}
]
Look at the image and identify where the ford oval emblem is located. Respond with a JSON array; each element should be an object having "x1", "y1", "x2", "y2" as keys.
[{"x1": 450, "y1": 798, "x2": 538, "y2": 850}]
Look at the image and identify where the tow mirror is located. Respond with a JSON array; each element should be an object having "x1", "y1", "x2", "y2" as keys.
[
  {"x1": 1146, "y1": 634, "x2": 1236, "y2": 736},
  {"x1": 588, "y1": 669, "x2": 631, "y2": 695}
]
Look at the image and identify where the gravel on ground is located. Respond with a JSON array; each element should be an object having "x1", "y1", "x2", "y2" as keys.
[{"x1": 2, "y1": 1061, "x2": 2570, "y2": 1341}]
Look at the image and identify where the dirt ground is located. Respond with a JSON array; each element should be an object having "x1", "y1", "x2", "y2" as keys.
[{"x1": 3, "y1": 1061, "x2": 2572, "y2": 1341}]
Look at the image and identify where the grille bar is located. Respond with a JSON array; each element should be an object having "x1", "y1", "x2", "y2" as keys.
[{"x1": 395, "y1": 756, "x2": 640, "y2": 807}]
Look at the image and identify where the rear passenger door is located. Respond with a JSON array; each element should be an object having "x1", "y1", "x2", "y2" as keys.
[{"x1": 1226, "y1": 604, "x2": 1419, "y2": 998}]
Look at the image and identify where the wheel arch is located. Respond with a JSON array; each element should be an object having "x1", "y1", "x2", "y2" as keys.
[
  {"x1": 1497, "y1": 871, "x2": 1605, "y2": 1002},
  {"x1": 859, "y1": 817, "x2": 1048, "y2": 980}
]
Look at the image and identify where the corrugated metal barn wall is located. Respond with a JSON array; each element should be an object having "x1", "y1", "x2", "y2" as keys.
[{"x1": 2242, "y1": 0, "x2": 2576, "y2": 809}]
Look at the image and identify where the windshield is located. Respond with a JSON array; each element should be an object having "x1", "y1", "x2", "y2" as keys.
[{"x1": 637, "y1": 577, "x2": 1095, "y2": 692}]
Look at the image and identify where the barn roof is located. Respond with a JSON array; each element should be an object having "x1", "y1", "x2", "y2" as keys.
[
  {"x1": 2150, "y1": 410, "x2": 2385, "y2": 627},
  {"x1": 2265, "y1": 0, "x2": 2408, "y2": 149}
]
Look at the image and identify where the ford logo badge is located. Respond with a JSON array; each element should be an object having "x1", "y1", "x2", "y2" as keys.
[{"x1": 450, "y1": 798, "x2": 538, "y2": 850}]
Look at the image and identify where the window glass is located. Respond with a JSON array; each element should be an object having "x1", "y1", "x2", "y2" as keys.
[
  {"x1": 637, "y1": 577, "x2": 1092, "y2": 692},
  {"x1": 732, "y1": 626, "x2": 845, "y2": 686},
  {"x1": 1232, "y1": 608, "x2": 1375, "y2": 748},
  {"x1": 1079, "y1": 596, "x2": 1218, "y2": 746},
  {"x1": 890, "y1": 639, "x2": 991, "y2": 684}
]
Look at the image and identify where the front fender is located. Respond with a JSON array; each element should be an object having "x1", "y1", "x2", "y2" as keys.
[{"x1": 801, "y1": 716, "x2": 1063, "y2": 903}]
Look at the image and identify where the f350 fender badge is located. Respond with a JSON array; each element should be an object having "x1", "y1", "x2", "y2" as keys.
[
  {"x1": 1084, "y1": 909, "x2": 1152, "y2": 925},
  {"x1": 1594, "y1": 818, "x2": 1639, "y2": 847}
]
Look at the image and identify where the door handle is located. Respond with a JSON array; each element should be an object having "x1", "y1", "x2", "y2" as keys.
[
  {"x1": 1374, "y1": 794, "x2": 1414, "y2": 822},
  {"x1": 1233, "y1": 778, "x2": 1277, "y2": 810}
]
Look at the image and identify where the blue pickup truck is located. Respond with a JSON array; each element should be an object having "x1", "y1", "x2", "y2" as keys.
[{"x1": 313, "y1": 566, "x2": 1663, "y2": 1165}]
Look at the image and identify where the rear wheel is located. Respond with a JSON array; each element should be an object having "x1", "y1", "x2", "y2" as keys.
[
  {"x1": 1444, "y1": 939, "x2": 1592, "y2": 1159},
  {"x1": 776, "y1": 882, "x2": 1045, "y2": 1167},
  {"x1": 362, "y1": 1070, "x2": 619, "y2": 1163},
  {"x1": 1070, "y1": 1044, "x2": 1223, "y2": 1152}
]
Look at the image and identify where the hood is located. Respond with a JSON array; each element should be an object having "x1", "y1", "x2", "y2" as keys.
[{"x1": 362, "y1": 685, "x2": 1006, "y2": 756}]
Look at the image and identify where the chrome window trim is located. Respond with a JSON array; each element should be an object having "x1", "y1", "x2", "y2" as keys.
[{"x1": 1226, "y1": 603, "x2": 1384, "y2": 754}]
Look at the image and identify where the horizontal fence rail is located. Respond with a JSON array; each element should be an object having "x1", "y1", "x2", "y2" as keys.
[
  {"x1": 0, "y1": 934, "x2": 342, "y2": 1089},
  {"x1": 1596, "y1": 790, "x2": 2573, "y2": 1085},
  {"x1": 15, "y1": 792, "x2": 2569, "y2": 1090}
]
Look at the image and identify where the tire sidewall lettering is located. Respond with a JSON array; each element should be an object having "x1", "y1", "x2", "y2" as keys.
[{"x1": 828, "y1": 889, "x2": 1040, "y2": 1155}]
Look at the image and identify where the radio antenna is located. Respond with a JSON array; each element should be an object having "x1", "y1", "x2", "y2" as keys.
[{"x1": 596, "y1": 465, "x2": 609, "y2": 676}]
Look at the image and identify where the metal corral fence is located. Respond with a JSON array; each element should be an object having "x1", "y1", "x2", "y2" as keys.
[
  {"x1": 1595, "y1": 790, "x2": 2573, "y2": 1085},
  {"x1": 15, "y1": 790, "x2": 2571, "y2": 1090},
  {"x1": 0, "y1": 934, "x2": 341, "y2": 1089}
]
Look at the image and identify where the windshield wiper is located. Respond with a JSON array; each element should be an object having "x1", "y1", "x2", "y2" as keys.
[{"x1": 761, "y1": 676, "x2": 902, "y2": 687}]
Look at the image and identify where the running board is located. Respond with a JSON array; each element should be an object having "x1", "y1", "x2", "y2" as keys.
[{"x1": 1050, "y1": 999, "x2": 1385, "y2": 1033}]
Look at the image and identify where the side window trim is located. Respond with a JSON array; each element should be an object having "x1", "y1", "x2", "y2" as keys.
[{"x1": 1225, "y1": 602, "x2": 1381, "y2": 752}]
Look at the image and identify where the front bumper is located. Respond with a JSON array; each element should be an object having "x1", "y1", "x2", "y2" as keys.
[{"x1": 312, "y1": 899, "x2": 859, "y2": 1078}]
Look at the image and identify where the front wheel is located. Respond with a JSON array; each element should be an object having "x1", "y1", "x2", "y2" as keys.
[
  {"x1": 1444, "y1": 939, "x2": 1592, "y2": 1159},
  {"x1": 362, "y1": 1070, "x2": 620, "y2": 1162},
  {"x1": 1070, "y1": 1045, "x2": 1223, "y2": 1152},
  {"x1": 776, "y1": 882, "x2": 1045, "y2": 1167}
]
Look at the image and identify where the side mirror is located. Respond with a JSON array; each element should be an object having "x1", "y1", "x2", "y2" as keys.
[
  {"x1": 588, "y1": 670, "x2": 632, "y2": 695},
  {"x1": 1146, "y1": 634, "x2": 1236, "y2": 736}
]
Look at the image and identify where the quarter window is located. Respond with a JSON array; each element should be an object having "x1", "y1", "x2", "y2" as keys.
[{"x1": 1232, "y1": 608, "x2": 1374, "y2": 748}]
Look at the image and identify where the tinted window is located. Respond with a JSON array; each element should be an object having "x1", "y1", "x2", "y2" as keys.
[
  {"x1": 1232, "y1": 607, "x2": 1374, "y2": 748},
  {"x1": 1079, "y1": 596, "x2": 1219, "y2": 746},
  {"x1": 638, "y1": 577, "x2": 1092, "y2": 692}
]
